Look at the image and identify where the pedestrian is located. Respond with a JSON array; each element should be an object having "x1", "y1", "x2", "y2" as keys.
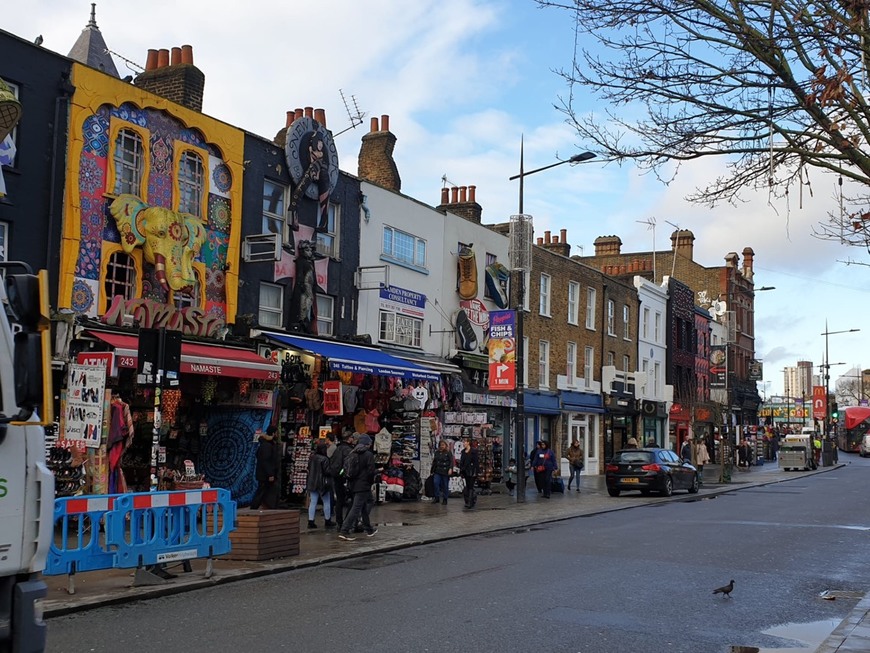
[
  {"x1": 430, "y1": 439, "x2": 455, "y2": 505},
  {"x1": 306, "y1": 442, "x2": 334, "y2": 529},
  {"x1": 625, "y1": 437, "x2": 639, "y2": 449},
  {"x1": 645, "y1": 437, "x2": 657, "y2": 447},
  {"x1": 680, "y1": 437, "x2": 693, "y2": 463},
  {"x1": 530, "y1": 440, "x2": 557, "y2": 498},
  {"x1": 459, "y1": 437, "x2": 479, "y2": 509},
  {"x1": 505, "y1": 457, "x2": 518, "y2": 495},
  {"x1": 329, "y1": 431, "x2": 355, "y2": 528},
  {"x1": 566, "y1": 439, "x2": 584, "y2": 492},
  {"x1": 338, "y1": 434, "x2": 378, "y2": 541},
  {"x1": 250, "y1": 426, "x2": 280, "y2": 510},
  {"x1": 694, "y1": 439, "x2": 710, "y2": 484}
]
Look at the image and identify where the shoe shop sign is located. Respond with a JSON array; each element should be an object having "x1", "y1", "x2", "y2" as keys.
[
  {"x1": 487, "y1": 310, "x2": 516, "y2": 391},
  {"x1": 379, "y1": 285, "x2": 426, "y2": 318}
]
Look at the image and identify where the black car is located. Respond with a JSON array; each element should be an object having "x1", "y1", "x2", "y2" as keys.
[{"x1": 605, "y1": 448, "x2": 700, "y2": 497}]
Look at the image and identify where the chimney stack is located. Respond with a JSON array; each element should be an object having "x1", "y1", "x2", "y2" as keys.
[
  {"x1": 670, "y1": 229, "x2": 695, "y2": 261},
  {"x1": 594, "y1": 235, "x2": 622, "y2": 256},
  {"x1": 134, "y1": 44, "x2": 205, "y2": 112},
  {"x1": 541, "y1": 228, "x2": 571, "y2": 257},
  {"x1": 358, "y1": 113, "x2": 401, "y2": 192},
  {"x1": 435, "y1": 183, "x2": 483, "y2": 224},
  {"x1": 742, "y1": 246, "x2": 755, "y2": 281}
]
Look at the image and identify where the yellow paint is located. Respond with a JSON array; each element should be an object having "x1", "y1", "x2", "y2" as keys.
[{"x1": 60, "y1": 63, "x2": 244, "y2": 323}]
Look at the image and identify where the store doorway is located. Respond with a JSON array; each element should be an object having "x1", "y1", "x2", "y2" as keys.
[{"x1": 568, "y1": 413, "x2": 598, "y2": 475}]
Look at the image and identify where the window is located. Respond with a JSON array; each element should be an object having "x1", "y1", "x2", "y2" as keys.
[
  {"x1": 104, "y1": 251, "x2": 137, "y2": 302},
  {"x1": 606, "y1": 351, "x2": 615, "y2": 367},
  {"x1": 383, "y1": 226, "x2": 426, "y2": 269},
  {"x1": 522, "y1": 270, "x2": 530, "y2": 311},
  {"x1": 642, "y1": 307, "x2": 650, "y2": 339},
  {"x1": 112, "y1": 128, "x2": 144, "y2": 196},
  {"x1": 567, "y1": 281, "x2": 579, "y2": 325},
  {"x1": 623, "y1": 304, "x2": 631, "y2": 339},
  {"x1": 379, "y1": 311, "x2": 423, "y2": 347},
  {"x1": 262, "y1": 179, "x2": 288, "y2": 242},
  {"x1": 0, "y1": 222, "x2": 7, "y2": 261},
  {"x1": 538, "y1": 340, "x2": 550, "y2": 388},
  {"x1": 654, "y1": 312, "x2": 662, "y2": 343},
  {"x1": 523, "y1": 336, "x2": 529, "y2": 385},
  {"x1": 484, "y1": 253, "x2": 497, "y2": 300},
  {"x1": 607, "y1": 299, "x2": 615, "y2": 335},
  {"x1": 316, "y1": 203, "x2": 339, "y2": 258},
  {"x1": 177, "y1": 150, "x2": 205, "y2": 218},
  {"x1": 316, "y1": 294, "x2": 334, "y2": 336},
  {"x1": 654, "y1": 361, "x2": 661, "y2": 396},
  {"x1": 539, "y1": 274, "x2": 551, "y2": 316},
  {"x1": 586, "y1": 288, "x2": 596, "y2": 329},
  {"x1": 258, "y1": 282, "x2": 284, "y2": 328},
  {"x1": 566, "y1": 342, "x2": 577, "y2": 384},
  {"x1": 623, "y1": 354, "x2": 631, "y2": 373},
  {"x1": 583, "y1": 346, "x2": 594, "y2": 389}
]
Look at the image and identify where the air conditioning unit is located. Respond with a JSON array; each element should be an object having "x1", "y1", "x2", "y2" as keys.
[{"x1": 243, "y1": 233, "x2": 280, "y2": 263}]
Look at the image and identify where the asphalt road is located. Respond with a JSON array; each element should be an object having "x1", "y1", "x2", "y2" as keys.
[{"x1": 46, "y1": 456, "x2": 870, "y2": 653}]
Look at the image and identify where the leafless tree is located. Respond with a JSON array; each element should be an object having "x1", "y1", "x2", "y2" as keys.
[
  {"x1": 538, "y1": 0, "x2": 870, "y2": 248},
  {"x1": 836, "y1": 375, "x2": 865, "y2": 405}
]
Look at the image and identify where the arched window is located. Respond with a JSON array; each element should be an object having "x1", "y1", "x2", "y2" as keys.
[
  {"x1": 178, "y1": 150, "x2": 204, "y2": 218},
  {"x1": 104, "y1": 251, "x2": 137, "y2": 303},
  {"x1": 112, "y1": 128, "x2": 144, "y2": 196}
]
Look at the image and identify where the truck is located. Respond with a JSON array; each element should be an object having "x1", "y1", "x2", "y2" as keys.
[
  {"x1": 778, "y1": 433, "x2": 817, "y2": 472},
  {"x1": 0, "y1": 264, "x2": 54, "y2": 653}
]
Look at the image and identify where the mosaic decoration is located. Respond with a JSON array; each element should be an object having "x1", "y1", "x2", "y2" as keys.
[
  {"x1": 201, "y1": 230, "x2": 228, "y2": 268},
  {"x1": 199, "y1": 408, "x2": 270, "y2": 505},
  {"x1": 75, "y1": 239, "x2": 101, "y2": 280},
  {"x1": 210, "y1": 159, "x2": 232, "y2": 196},
  {"x1": 205, "y1": 266, "x2": 226, "y2": 303},
  {"x1": 79, "y1": 155, "x2": 104, "y2": 196},
  {"x1": 82, "y1": 110, "x2": 110, "y2": 157},
  {"x1": 151, "y1": 135, "x2": 172, "y2": 175},
  {"x1": 71, "y1": 277, "x2": 98, "y2": 315},
  {"x1": 147, "y1": 170, "x2": 172, "y2": 207},
  {"x1": 111, "y1": 103, "x2": 147, "y2": 128},
  {"x1": 207, "y1": 194, "x2": 231, "y2": 232}
]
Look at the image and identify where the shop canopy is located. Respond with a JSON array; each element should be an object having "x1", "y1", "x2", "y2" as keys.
[
  {"x1": 85, "y1": 331, "x2": 281, "y2": 381},
  {"x1": 259, "y1": 331, "x2": 441, "y2": 382}
]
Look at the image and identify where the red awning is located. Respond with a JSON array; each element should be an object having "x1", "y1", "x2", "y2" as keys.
[{"x1": 85, "y1": 331, "x2": 280, "y2": 381}]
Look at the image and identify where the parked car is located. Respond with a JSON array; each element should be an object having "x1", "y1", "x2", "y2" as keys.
[
  {"x1": 605, "y1": 448, "x2": 700, "y2": 497},
  {"x1": 860, "y1": 435, "x2": 870, "y2": 457}
]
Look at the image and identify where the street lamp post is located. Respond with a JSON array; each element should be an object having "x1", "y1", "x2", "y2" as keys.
[
  {"x1": 822, "y1": 323, "x2": 859, "y2": 443},
  {"x1": 509, "y1": 139, "x2": 595, "y2": 503}
]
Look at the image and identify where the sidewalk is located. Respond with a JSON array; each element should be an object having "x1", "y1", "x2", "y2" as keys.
[{"x1": 41, "y1": 461, "x2": 864, "y2": 652}]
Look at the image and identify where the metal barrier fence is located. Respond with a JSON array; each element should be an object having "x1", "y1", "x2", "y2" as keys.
[{"x1": 44, "y1": 489, "x2": 236, "y2": 593}]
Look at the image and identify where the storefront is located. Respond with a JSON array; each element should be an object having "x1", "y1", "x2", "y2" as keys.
[
  {"x1": 604, "y1": 393, "x2": 638, "y2": 461},
  {"x1": 669, "y1": 402, "x2": 691, "y2": 450},
  {"x1": 524, "y1": 390, "x2": 561, "y2": 458},
  {"x1": 639, "y1": 400, "x2": 669, "y2": 448},
  {"x1": 561, "y1": 391, "x2": 604, "y2": 474}
]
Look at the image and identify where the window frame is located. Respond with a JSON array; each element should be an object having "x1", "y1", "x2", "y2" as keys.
[
  {"x1": 262, "y1": 178, "x2": 290, "y2": 245},
  {"x1": 258, "y1": 281, "x2": 284, "y2": 328},
  {"x1": 103, "y1": 249, "x2": 138, "y2": 305},
  {"x1": 654, "y1": 311, "x2": 662, "y2": 343},
  {"x1": 623, "y1": 304, "x2": 631, "y2": 339},
  {"x1": 586, "y1": 287, "x2": 597, "y2": 330},
  {"x1": 567, "y1": 281, "x2": 579, "y2": 325},
  {"x1": 607, "y1": 299, "x2": 615, "y2": 336},
  {"x1": 316, "y1": 294, "x2": 334, "y2": 336},
  {"x1": 106, "y1": 120, "x2": 150, "y2": 198},
  {"x1": 379, "y1": 309, "x2": 423, "y2": 348},
  {"x1": 538, "y1": 339, "x2": 550, "y2": 389},
  {"x1": 174, "y1": 145, "x2": 208, "y2": 221},
  {"x1": 315, "y1": 202, "x2": 340, "y2": 259},
  {"x1": 382, "y1": 225, "x2": 427, "y2": 270},
  {"x1": 566, "y1": 341, "x2": 577, "y2": 385},
  {"x1": 583, "y1": 346, "x2": 594, "y2": 389},
  {"x1": 539, "y1": 273, "x2": 551, "y2": 317}
]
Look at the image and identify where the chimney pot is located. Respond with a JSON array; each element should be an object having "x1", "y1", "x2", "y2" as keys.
[
  {"x1": 560, "y1": 228, "x2": 567, "y2": 243},
  {"x1": 553, "y1": 235, "x2": 559, "y2": 244},
  {"x1": 304, "y1": 107, "x2": 314, "y2": 118},
  {"x1": 440, "y1": 188, "x2": 450, "y2": 205},
  {"x1": 181, "y1": 44, "x2": 194, "y2": 65},
  {"x1": 295, "y1": 108, "x2": 303, "y2": 121},
  {"x1": 314, "y1": 108, "x2": 326, "y2": 126},
  {"x1": 544, "y1": 230, "x2": 551, "y2": 244},
  {"x1": 170, "y1": 47, "x2": 182, "y2": 65},
  {"x1": 145, "y1": 49, "x2": 159, "y2": 71},
  {"x1": 157, "y1": 48, "x2": 170, "y2": 68},
  {"x1": 381, "y1": 114, "x2": 390, "y2": 131},
  {"x1": 450, "y1": 187, "x2": 459, "y2": 203},
  {"x1": 459, "y1": 186, "x2": 467, "y2": 203},
  {"x1": 468, "y1": 185, "x2": 476, "y2": 202},
  {"x1": 370, "y1": 117, "x2": 379, "y2": 133},
  {"x1": 286, "y1": 111, "x2": 295, "y2": 128}
]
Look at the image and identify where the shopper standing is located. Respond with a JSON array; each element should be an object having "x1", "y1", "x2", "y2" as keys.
[
  {"x1": 306, "y1": 442, "x2": 334, "y2": 529},
  {"x1": 531, "y1": 440, "x2": 557, "y2": 498},
  {"x1": 338, "y1": 434, "x2": 378, "y2": 541},
  {"x1": 566, "y1": 439, "x2": 584, "y2": 492},
  {"x1": 430, "y1": 440, "x2": 455, "y2": 505},
  {"x1": 459, "y1": 438, "x2": 479, "y2": 509},
  {"x1": 250, "y1": 426, "x2": 280, "y2": 510},
  {"x1": 330, "y1": 431, "x2": 355, "y2": 528}
]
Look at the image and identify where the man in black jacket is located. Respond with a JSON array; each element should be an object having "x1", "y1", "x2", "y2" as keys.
[
  {"x1": 330, "y1": 432, "x2": 355, "y2": 527},
  {"x1": 337, "y1": 434, "x2": 378, "y2": 541},
  {"x1": 250, "y1": 426, "x2": 280, "y2": 509}
]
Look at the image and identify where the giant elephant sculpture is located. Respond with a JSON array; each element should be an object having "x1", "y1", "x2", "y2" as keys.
[{"x1": 109, "y1": 194, "x2": 207, "y2": 294}]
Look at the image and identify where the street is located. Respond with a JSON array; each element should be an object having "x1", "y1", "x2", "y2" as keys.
[{"x1": 46, "y1": 457, "x2": 870, "y2": 653}]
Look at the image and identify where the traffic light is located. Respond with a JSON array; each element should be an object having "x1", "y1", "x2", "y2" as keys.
[{"x1": 831, "y1": 402, "x2": 839, "y2": 422}]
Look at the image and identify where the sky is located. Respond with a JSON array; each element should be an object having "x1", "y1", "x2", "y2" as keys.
[{"x1": 5, "y1": 0, "x2": 870, "y2": 396}]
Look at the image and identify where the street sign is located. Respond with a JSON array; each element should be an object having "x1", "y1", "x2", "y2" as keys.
[
  {"x1": 487, "y1": 310, "x2": 516, "y2": 392},
  {"x1": 812, "y1": 385, "x2": 826, "y2": 421}
]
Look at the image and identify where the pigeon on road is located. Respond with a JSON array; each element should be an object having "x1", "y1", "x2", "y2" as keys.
[{"x1": 712, "y1": 580, "x2": 735, "y2": 598}]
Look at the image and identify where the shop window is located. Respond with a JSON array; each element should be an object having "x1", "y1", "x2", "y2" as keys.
[
  {"x1": 567, "y1": 281, "x2": 579, "y2": 325},
  {"x1": 315, "y1": 203, "x2": 339, "y2": 259},
  {"x1": 112, "y1": 127, "x2": 144, "y2": 196},
  {"x1": 623, "y1": 304, "x2": 631, "y2": 339},
  {"x1": 104, "y1": 251, "x2": 137, "y2": 303},
  {"x1": 539, "y1": 274, "x2": 551, "y2": 317},
  {"x1": 177, "y1": 149, "x2": 205, "y2": 220},
  {"x1": 586, "y1": 287, "x2": 596, "y2": 329},
  {"x1": 538, "y1": 339, "x2": 550, "y2": 389},
  {"x1": 379, "y1": 310, "x2": 422, "y2": 347},
  {"x1": 316, "y1": 294, "x2": 334, "y2": 336},
  {"x1": 382, "y1": 225, "x2": 426, "y2": 270},
  {"x1": 262, "y1": 179, "x2": 289, "y2": 244},
  {"x1": 259, "y1": 282, "x2": 284, "y2": 328}
]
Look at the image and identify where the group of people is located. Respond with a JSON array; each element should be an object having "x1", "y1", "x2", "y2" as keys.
[
  {"x1": 429, "y1": 438, "x2": 480, "y2": 509},
  {"x1": 250, "y1": 428, "x2": 380, "y2": 542}
]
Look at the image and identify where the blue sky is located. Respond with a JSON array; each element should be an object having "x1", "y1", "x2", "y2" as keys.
[{"x1": 6, "y1": 0, "x2": 870, "y2": 395}]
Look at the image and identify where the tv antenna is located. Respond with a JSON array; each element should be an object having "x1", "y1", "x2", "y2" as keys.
[
  {"x1": 665, "y1": 219, "x2": 682, "y2": 278},
  {"x1": 441, "y1": 174, "x2": 460, "y2": 189},
  {"x1": 332, "y1": 89, "x2": 365, "y2": 137}
]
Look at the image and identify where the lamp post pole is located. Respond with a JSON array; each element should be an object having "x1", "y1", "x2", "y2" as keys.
[
  {"x1": 822, "y1": 323, "x2": 860, "y2": 442},
  {"x1": 509, "y1": 140, "x2": 595, "y2": 504}
]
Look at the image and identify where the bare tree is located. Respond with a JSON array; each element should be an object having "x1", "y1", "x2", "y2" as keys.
[
  {"x1": 538, "y1": 0, "x2": 870, "y2": 247},
  {"x1": 836, "y1": 375, "x2": 864, "y2": 405}
]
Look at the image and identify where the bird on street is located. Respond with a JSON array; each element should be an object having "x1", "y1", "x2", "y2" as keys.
[{"x1": 713, "y1": 579, "x2": 735, "y2": 598}]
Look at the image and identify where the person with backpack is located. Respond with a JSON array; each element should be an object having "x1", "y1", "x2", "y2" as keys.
[
  {"x1": 306, "y1": 442, "x2": 334, "y2": 530},
  {"x1": 337, "y1": 434, "x2": 378, "y2": 541},
  {"x1": 430, "y1": 439, "x2": 455, "y2": 506},
  {"x1": 330, "y1": 431, "x2": 355, "y2": 528},
  {"x1": 459, "y1": 437, "x2": 479, "y2": 509}
]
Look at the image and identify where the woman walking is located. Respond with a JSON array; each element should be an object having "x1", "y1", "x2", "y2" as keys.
[{"x1": 430, "y1": 440, "x2": 455, "y2": 505}]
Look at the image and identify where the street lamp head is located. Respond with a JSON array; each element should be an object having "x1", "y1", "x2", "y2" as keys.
[
  {"x1": 568, "y1": 151, "x2": 596, "y2": 164},
  {"x1": 756, "y1": 286, "x2": 775, "y2": 291}
]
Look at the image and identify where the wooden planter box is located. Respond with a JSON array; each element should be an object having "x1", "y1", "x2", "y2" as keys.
[{"x1": 217, "y1": 508, "x2": 300, "y2": 561}]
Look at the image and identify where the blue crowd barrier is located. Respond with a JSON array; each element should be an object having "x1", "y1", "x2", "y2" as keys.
[
  {"x1": 44, "y1": 494, "x2": 124, "y2": 577},
  {"x1": 106, "y1": 488, "x2": 236, "y2": 569}
]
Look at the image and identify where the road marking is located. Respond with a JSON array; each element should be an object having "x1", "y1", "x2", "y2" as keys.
[{"x1": 714, "y1": 520, "x2": 870, "y2": 531}]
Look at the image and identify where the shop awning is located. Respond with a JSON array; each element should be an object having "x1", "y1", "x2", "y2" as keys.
[
  {"x1": 258, "y1": 331, "x2": 441, "y2": 382},
  {"x1": 85, "y1": 331, "x2": 281, "y2": 381},
  {"x1": 382, "y1": 348, "x2": 462, "y2": 375}
]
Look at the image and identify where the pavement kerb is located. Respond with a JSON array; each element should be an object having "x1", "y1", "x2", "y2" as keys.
[{"x1": 42, "y1": 463, "x2": 851, "y2": 620}]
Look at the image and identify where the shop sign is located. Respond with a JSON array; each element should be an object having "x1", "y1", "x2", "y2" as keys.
[
  {"x1": 101, "y1": 295, "x2": 225, "y2": 339},
  {"x1": 323, "y1": 380, "x2": 343, "y2": 415},
  {"x1": 812, "y1": 385, "x2": 826, "y2": 421},
  {"x1": 77, "y1": 351, "x2": 116, "y2": 376},
  {"x1": 709, "y1": 345, "x2": 726, "y2": 388},
  {"x1": 64, "y1": 364, "x2": 107, "y2": 448},
  {"x1": 487, "y1": 309, "x2": 516, "y2": 392},
  {"x1": 379, "y1": 285, "x2": 426, "y2": 318},
  {"x1": 462, "y1": 392, "x2": 517, "y2": 408},
  {"x1": 459, "y1": 298, "x2": 489, "y2": 327}
]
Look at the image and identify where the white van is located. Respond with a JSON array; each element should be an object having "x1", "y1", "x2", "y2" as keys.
[{"x1": 860, "y1": 435, "x2": 870, "y2": 457}]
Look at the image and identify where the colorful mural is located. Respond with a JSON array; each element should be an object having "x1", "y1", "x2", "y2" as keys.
[{"x1": 59, "y1": 64, "x2": 244, "y2": 323}]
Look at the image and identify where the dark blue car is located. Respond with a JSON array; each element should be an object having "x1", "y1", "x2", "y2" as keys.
[{"x1": 605, "y1": 448, "x2": 700, "y2": 497}]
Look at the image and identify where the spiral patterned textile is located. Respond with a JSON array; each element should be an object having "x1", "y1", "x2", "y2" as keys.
[{"x1": 199, "y1": 408, "x2": 270, "y2": 505}]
